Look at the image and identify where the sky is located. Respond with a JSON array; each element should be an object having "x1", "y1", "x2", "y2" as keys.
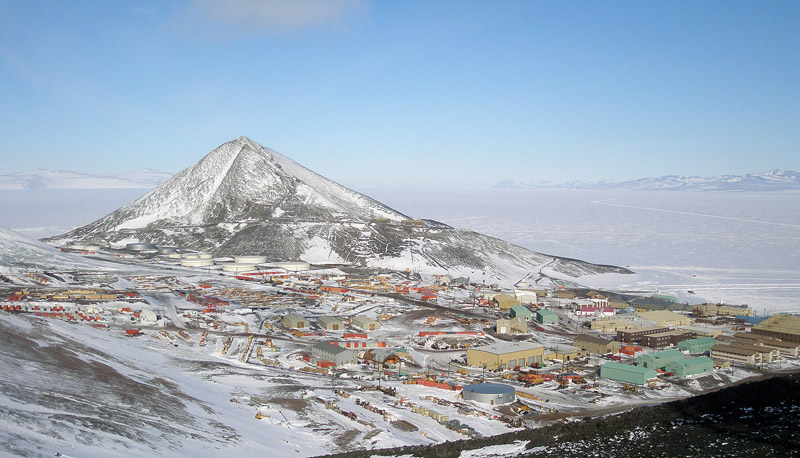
[{"x1": 1, "y1": 0, "x2": 798, "y2": 187}]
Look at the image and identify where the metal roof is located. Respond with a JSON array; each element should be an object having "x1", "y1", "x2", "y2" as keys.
[{"x1": 471, "y1": 341, "x2": 543, "y2": 355}]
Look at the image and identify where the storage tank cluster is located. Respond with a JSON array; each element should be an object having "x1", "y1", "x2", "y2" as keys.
[{"x1": 461, "y1": 383, "x2": 516, "y2": 405}]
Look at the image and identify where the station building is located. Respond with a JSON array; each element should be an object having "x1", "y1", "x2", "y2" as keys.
[
  {"x1": 665, "y1": 356, "x2": 714, "y2": 377},
  {"x1": 351, "y1": 315, "x2": 381, "y2": 332},
  {"x1": 509, "y1": 305, "x2": 533, "y2": 321},
  {"x1": 752, "y1": 314, "x2": 800, "y2": 344},
  {"x1": 572, "y1": 335, "x2": 619, "y2": 355},
  {"x1": 282, "y1": 313, "x2": 307, "y2": 329},
  {"x1": 677, "y1": 337, "x2": 717, "y2": 354},
  {"x1": 536, "y1": 309, "x2": 558, "y2": 325},
  {"x1": 310, "y1": 342, "x2": 357, "y2": 366},
  {"x1": 317, "y1": 316, "x2": 345, "y2": 331},
  {"x1": 637, "y1": 349, "x2": 685, "y2": 370},
  {"x1": 599, "y1": 362, "x2": 657, "y2": 385},
  {"x1": 467, "y1": 342, "x2": 544, "y2": 370}
]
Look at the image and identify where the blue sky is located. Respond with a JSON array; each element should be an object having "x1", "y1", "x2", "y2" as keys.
[{"x1": 1, "y1": 0, "x2": 798, "y2": 187}]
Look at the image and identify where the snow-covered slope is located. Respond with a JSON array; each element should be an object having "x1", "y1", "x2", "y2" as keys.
[
  {"x1": 0, "y1": 226, "x2": 108, "y2": 270},
  {"x1": 0, "y1": 313, "x2": 330, "y2": 458},
  {"x1": 495, "y1": 169, "x2": 800, "y2": 192},
  {"x1": 0, "y1": 169, "x2": 172, "y2": 190},
  {"x1": 45, "y1": 137, "x2": 631, "y2": 283}
]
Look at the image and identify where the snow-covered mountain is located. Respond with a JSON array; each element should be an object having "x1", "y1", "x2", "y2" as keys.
[
  {"x1": 46, "y1": 137, "x2": 631, "y2": 284},
  {"x1": 0, "y1": 168, "x2": 172, "y2": 190},
  {"x1": 495, "y1": 169, "x2": 800, "y2": 192}
]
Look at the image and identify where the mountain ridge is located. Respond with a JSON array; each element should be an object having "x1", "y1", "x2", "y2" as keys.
[
  {"x1": 495, "y1": 169, "x2": 800, "y2": 191},
  {"x1": 0, "y1": 168, "x2": 172, "y2": 190}
]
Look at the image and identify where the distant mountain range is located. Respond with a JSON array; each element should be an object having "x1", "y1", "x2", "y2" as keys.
[
  {"x1": 0, "y1": 168, "x2": 172, "y2": 190},
  {"x1": 43, "y1": 137, "x2": 631, "y2": 285},
  {"x1": 495, "y1": 169, "x2": 800, "y2": 192}
]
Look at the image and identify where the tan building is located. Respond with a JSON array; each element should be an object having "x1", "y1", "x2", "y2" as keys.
[
  {"x1": 734, "y1": 332, "x2": 800, "y2": 357},
  {"x1": 585, "y1": 290, "x2": 609, "y2": 299},
  {"x1": 637, "y1": 310, "x2": 691, "y2": 327},
  {"x1": 590, "y1": 317, "x2": 636, "y2": 333},
  {"x1": 496, "y1": 317, "x2": 527, "y2": 335},
  {"x1": 549, "y1": 344, "x2": 581, "y2": 362},
  {"x1": 752, "y1": 314, "x2": 800, "y2": 343},
  {"x1": 467, "y1": 342, "x2": 544, "y2": 370},
  {"x1": 492, "y1": 294, "x2": 520, "y2": 310},
  {"x1": 718, "y1": 304, "x2": 752, "y2": 316},
  {"x1": 573, "y1": 335, "x2": 620, "y2": 355},
  {"x1": 694, "y1": 303, "x2": 753, "y2": 317},
  {"x1": 677, "y1": 324, "x2": 722, "y2": 338},
  {"x1": 711, "y1": 342, "x2": 775, "y2": 365},
  {"x1": 556, "y1": 290, "x2": 577, "y2": 299}
]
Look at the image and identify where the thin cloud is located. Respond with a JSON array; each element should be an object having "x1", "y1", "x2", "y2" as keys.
[{"x1": 188, "y1": 0, "x2": 370, "y2": 34}]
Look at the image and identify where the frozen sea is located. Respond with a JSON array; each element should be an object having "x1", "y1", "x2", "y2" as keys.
[
  {"x1": 1, "y1": 187, "x2": 798, "y2": 313},
  {"x1": 359, "y1": 187, "x2": 800, "y2": 314}
]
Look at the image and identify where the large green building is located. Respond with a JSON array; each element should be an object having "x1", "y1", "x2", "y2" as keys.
[
  {"x1": 637, "y1": 349, "x2": 685, "y2": 369},
  {"x1": 677, "y1": 337, "x2": 717, "y2": 354},
  {"x1": 536, "y1": 309, "x2": 558, "y2": 325},
  {"x1": 510, "y1": 305, "x2": 533, "y2": 321},
  {"x1": 665, "y1": 356, "x2": 714, "y2": 377},
  {"x1": 599, "y1": 361, "x2": 657, "y2": 385}
]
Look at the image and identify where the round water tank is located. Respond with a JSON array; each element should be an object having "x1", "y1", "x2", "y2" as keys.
[
  {"x1": 234, "y1": 255, "x2": 268, "y2": 264},
  {"x1": 461, "y1": 383, "x2": 516, "y2": 405},
  {"x1": 275, "y1": 261, "x2": 310, "y2": 272},
  {"x1": 198, "y1": 253, "x2": 213, "y2": 259},
  {"x1": 181, "y1": 254, "x2": 199, "y2": 259},
  {"x1": 167, "y1": 253, "x2": 182, "y2": 259},
  {"x1": 180, "y1": 258, "x2": 214, "y2": 267},
  {"x1": 126, "y1": 242, "x2": 157, "y2": 251},
  {"x1": 214, "y1": 257, "x2": 235, "y2": 264},
  {"x1": 222, "y1": 263, "x2": 257, "y2": 273},
  {"x1": 157, "y1": 246, "x2": 178, "y2": 254}
]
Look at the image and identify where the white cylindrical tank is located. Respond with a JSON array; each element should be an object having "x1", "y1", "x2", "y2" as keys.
[
  {"x1": 167, "y1": 253, "x2": 182, "y2": 259},
  {"x1": 83, "y1": 245, "x2": 101, "y2": 251},
  {"x1": 180, "y1": 258, "x2": 214, "y2": 267},
  {"x1": 181, "y1": 254, "x2": 199, "y2": 259},
  {"x1": 234, "y1": 255, "x2": 268, "y2": 264},
  {"x1": 198, "y1": 253, "x2": 213, "y2": 259},
  {"x1": 222, "y1": 263, "x2": 257, "y2": 273}
]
